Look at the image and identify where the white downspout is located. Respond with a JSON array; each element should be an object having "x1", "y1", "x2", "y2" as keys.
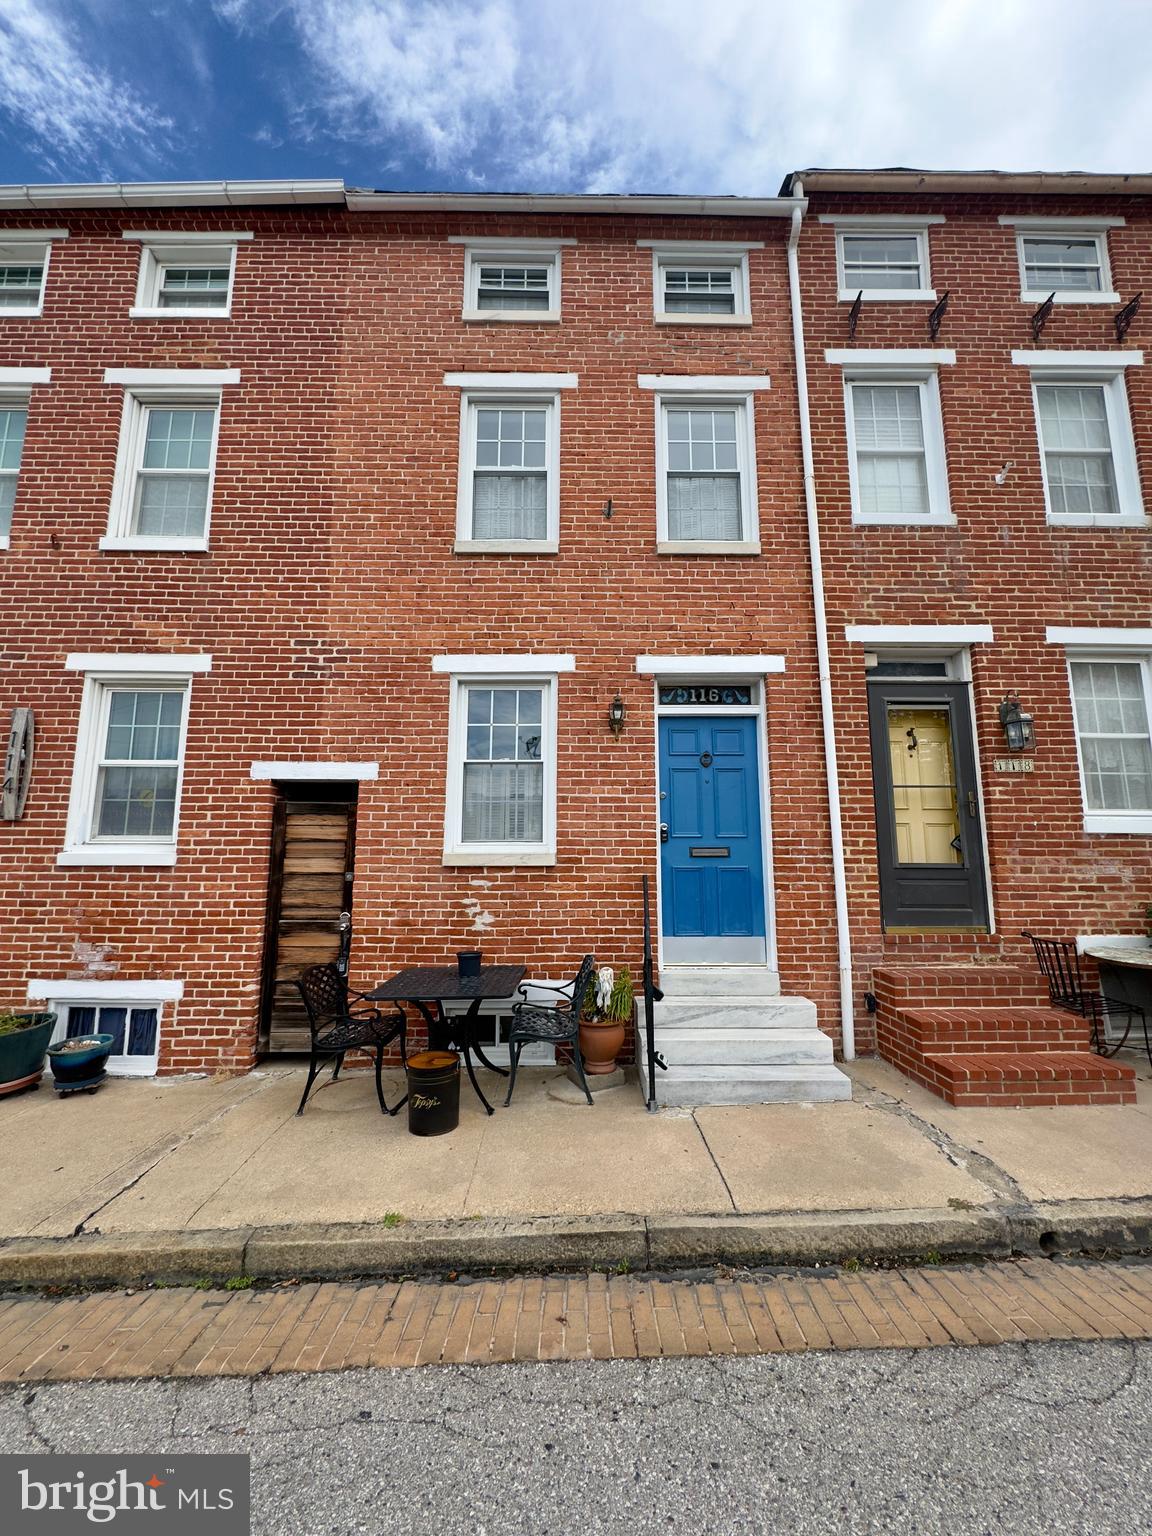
[{"x1": 786, "y1": 181, "x2": 856, "y2": 1059}]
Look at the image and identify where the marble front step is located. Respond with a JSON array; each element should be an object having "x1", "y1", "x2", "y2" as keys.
[
  {"x1": 658, "y1": 966, "x2": 781, "y2": 998},
  {"x1": 646, "y1": 997, "x2": 819, "y2": 1031},
  {"x1": 636, "y1": 1063, "x2": 853, "y2": 1107},
  {"x1": 652, "y1": 1025, "x2": 835, "y2": 1066}
]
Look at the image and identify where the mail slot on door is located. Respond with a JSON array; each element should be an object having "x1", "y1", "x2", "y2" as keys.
[{"x1": 689, "y1": 847, "x2": 730, "y2": 858}]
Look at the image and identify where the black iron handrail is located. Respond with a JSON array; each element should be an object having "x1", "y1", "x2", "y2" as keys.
[{"x1": 641, "y1": 874, "x2": 666, "y2": 1111}]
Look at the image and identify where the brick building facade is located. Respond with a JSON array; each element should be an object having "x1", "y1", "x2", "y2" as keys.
[
  {"x1": 0, "y1": 181, "x2": 845, "y2": 1099},
  {"x1": 2, "y1": 170, "x2": 1149, "y2": 1107}
]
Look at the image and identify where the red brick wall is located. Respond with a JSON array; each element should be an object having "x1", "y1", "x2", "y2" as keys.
[
  {"x1": 0, "y1": 204, "x2": 845, "y2": 1071},
  {"x1": 798, "y1": 191, "x2": 1152, "y2": 1052}
]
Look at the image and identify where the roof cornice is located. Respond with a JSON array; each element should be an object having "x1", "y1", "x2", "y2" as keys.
[
  {"x1": 346, "y1": 191, "x2": 804, "y2": 217},
  {"x1": 0, "y1": 179, "x2": 346, "y2": 210},
  {"x1": 784, "y1": 168, "x2": 1152, "y2": 197}
]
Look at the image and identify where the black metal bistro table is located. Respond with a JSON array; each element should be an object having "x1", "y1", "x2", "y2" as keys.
[{"x1": 364, "y1": 965, "x2": 526, "y2": 1116}]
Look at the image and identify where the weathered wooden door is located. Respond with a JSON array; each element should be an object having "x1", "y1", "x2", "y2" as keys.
[{"x1": 259, "y1": 784, "x2": 357, "y2": 1054}]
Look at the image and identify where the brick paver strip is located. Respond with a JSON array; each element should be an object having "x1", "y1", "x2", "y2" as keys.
[{"x1": 1, "y1": 1260, "x2": 1150, "y2": 1383}]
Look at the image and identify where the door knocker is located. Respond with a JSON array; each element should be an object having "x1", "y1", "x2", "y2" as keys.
[
  {"x1": 906, "y1": 728, "x2": 918, "y2": 754},
  {"x1": 699, "y1": 752, "x2": 713, "y2": 767}
]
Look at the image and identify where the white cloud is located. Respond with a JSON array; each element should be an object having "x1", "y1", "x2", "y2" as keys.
[
  {"x1": 0, "y1": 0, "x2": 173, "y2": 177},
  {"x1": 220, "y1": 0, "x2": 1152, "y2": 191}
]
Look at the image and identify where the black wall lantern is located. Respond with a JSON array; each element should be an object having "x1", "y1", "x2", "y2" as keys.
[
  {"x1": 998, "y1": 692, "x2": 1035, "y2": 752},
  {"x1": 608, "y1": 693, "x2": 627, "y2": 736}
]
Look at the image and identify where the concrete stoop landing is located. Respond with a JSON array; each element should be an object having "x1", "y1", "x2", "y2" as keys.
[
  {"x1": 638, "y1": 966, "x2": 852, "y2": 1106},
  {"x1": 874, "y1": 964, "x2": 1138, "y2": 1107}
]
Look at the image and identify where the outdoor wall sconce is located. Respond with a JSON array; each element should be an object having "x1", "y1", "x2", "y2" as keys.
[
  {"x1": 608, "y1": 693, "x2": 627, "y2": 736},
  {"x1": 998, "y1": 693, "x2": 1035, "y2": 753}
]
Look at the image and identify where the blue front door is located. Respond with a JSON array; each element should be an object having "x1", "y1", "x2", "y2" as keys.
[{"x1": 658, "y1": 716, "x2": 767, "y2": 963}]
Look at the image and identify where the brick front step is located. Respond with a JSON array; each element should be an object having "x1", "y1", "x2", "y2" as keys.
[
  {"x1": 919, "y1": 1050, "x2": 1137, "y2": 1108},
  {"x1": 873, "y1": 965, "x2": 1049, "y2": 1008},
  {"x1": 894, "y1": 1005, "x2": 1089, "y2": 1053}
]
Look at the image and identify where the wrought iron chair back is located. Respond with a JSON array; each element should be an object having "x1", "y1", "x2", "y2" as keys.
[
  {"x1": 297, "y1": 962, "x2": 352, "y2": 1034},
  {"x1": 1022, "y1": 932, "x2": 1087, "y2": 1013}
]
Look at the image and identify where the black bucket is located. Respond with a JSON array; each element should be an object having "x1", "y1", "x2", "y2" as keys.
[{"x1": 407, "y1": 1050, "x2": 460, "y2": 1137}]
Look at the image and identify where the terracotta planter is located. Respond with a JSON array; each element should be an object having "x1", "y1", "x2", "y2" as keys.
[{"x1": 578, "y1": 1016, "x2": 626, "y2": 1075}]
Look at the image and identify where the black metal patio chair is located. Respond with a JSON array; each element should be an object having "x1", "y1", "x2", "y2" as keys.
[
  {"x1": 295, "y1": 963, "x2": 408, "y2": 1116},
  {"x1": 1022, "y1": 931, "x2": 1152, "y2": 1066},
  {"x1": 504, "y1": 954, "x2": 598, "y2": 1107}
]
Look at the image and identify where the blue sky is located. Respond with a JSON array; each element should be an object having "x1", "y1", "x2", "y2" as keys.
[{"x1": 1, "y1": 0, "x2": 1150, "y2": 193}]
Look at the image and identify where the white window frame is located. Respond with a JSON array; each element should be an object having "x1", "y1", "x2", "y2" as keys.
[
  {"x1": 31, "y1": 981, "x2": 182, "y2": 1079},
  {"x1": 124, "y1": 231, "x2": 250, "y2": 319},
  {"x1": 58, "y1": 654, "x2": 211, "y2": 867},
  {"x1": 640, "y1": 241, "x2": 757, "y2": 325},
  {"x1": 101, "y1": 370, "x2": 240, "y2": 551},
  {"x1": 1064, "y1": 650, "x2": 1152, "y2": 835},
  {"x1": 0, "y1": 386, "x2": 31, "y2": 551},
  {"x1": 651, "y1": 388, "x2": 762, "y2": 554},
  {"x1": 1001, "y1": 217, "x2": 1122, "y2": 305},
  {"x1": 441, "y1": 663, "x2": 564, "y2": 866},
  {"x1": 1013, "y1": 352, "x2": 1145, "y2": 528},
  {"x1": 449, "y1": 376, "x2": 571, "y2": 553},
  {"x1": 0, "y1": 229, "x2": 67, "y2": 318},
  {"x1": 453, "y1": 238, "x2": 569, "y2": 323},
  {"x1": 836, "y1": 361, "x2": 953, "y2": 526},
  {"x1": 823, "y1": 217, "x2": 939, "y2": 303}
]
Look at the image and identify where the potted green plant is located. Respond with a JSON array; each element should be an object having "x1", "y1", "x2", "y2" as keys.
[
  {"x1": 47, "y1": 1033, "x2": 116, "y2": 1095},
  {"x1": 0, "y1": 1011, "x2": 57, "y2": 1098},
  {"x1": 578, "y1": 965, "x2": 634, "y2": 1075}
]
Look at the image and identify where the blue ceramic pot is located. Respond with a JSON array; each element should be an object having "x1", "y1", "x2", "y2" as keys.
[{"x1": 47, "y1": 1033, "x2": 115, "y2": 1091}]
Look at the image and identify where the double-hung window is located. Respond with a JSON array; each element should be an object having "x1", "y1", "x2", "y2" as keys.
[
  {"x1": 1014, "y1": 353, "x2": 1144, "y2": 527},
  {"x1": 826, "y1": 219, "x2": 939, "y2": 302},
  {"x1": 457, "y1": 240, "x2": 566, "y2": 322},
  {"x1": 448, "y1": 372, "x2": 573, "y2": 552},
  {"x1": 1004, "y1": 218, "x2": 1121, "y2": 304},
  {"x1": 1068, "y1": 656, "x2": 1152, "y2": 833},
  {"x1": 437, "y1": 655, "x2": 571, "y2": 865},
  {"x1": 59, "y1": 654, "x2": 211, "y2": 866},
  {"x1": 0, "y1": 231, "x2": 64, "y2": 316},
  {"x1": 0, "y1": 395, "x2": 28, "y2": 544},
  {"x1": 643, "y1": 242, "x2": 756, "y2": 323},
  {"x1": 642, "y1": 376, "x2": 767, "y2": 554},
  {"x1": 103, "y1": 368, "x2": 239, "y2": 550},
  {"x1": 829, "y1": 353, "x2": 954, "y2": 525},
  {"x1": 127, "y1": 232, "x2": 247, "y2": 318}
]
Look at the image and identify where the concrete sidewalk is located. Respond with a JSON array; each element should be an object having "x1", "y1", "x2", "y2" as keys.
[{"x1": 1, "y1": 1054, "x2": 1150, "y2": 1284}]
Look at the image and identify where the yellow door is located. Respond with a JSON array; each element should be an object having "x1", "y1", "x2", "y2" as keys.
[{"x1": 887, "y1": 708, "x2": 962, "y2": 865}]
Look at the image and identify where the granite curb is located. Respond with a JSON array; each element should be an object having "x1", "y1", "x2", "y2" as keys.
[{"x1": 2, "y1": 1198, "x2": 1151, "y2": 1288}]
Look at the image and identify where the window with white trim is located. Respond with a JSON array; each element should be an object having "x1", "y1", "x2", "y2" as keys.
[
  {"x1": 0, "y1": 239, "x2": 51, "y2": 315},
  {"x1": 444, "y1": 675, "x2": 557, "y2": 863},
  {"x1": 132, "y1": 241, "x2": 238, "y2": 317},
  {"x1": 1068, "y1": 656, "x2": 1152, "y2": 833},
  {"x1": 61, "y1": 669, "x2": 198, "y2": 866},
  {"x1": 655, "y1": 395, "x2": 759, "y2": 550},
  {"x1": 49, "y1": 1001, "x2": 163, "y2": 1076},
  {"x1": 105, "y1": 391, "x2": 221, "y2": 548},
  {"x1": 836, "y1": 228, "x2": 933, "y2": 301},
  {"x1": 456, "y1": 393, "x2": 559, "y2": 549},
  {"x1": 0, "y1": 394, "x2": 28, "y2": 541},
  {"x1": 842, "y1": 371, "x2": 952, "y2": 525},
  {"x1": 1016, "y1": 230, "x2": 1113, "y2": 302},
  {"x1": 653, "y1": 251, "x2": 750, "y2": 321},
  {"x1": 462, "y1": 246, "x2": 561, "y2": 321},
  {"x1": 1028, "y1": 372, "x2": 1143, "y2": 526}
]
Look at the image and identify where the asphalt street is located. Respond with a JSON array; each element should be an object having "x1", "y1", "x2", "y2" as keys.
[{"x1": 1, "y1": 1339, "x2": 1148, "y2": 1534}]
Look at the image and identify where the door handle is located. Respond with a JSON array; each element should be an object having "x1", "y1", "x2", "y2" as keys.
[
  {"x1": 660, "y1": 822, "x2": 669, "y2": 843},
  {"x1": 967, "y1": 791, "x2": 977, "y2": 818}
]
